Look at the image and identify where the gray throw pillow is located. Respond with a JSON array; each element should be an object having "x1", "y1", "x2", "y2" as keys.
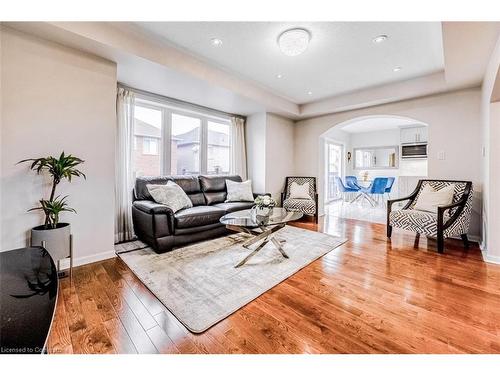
[
  {"x1": 225, "y1": 179, "x2": 254, "y2": 202},
  {"x1": 146, "y1": 181, "x2": 193, "y2": 213}
]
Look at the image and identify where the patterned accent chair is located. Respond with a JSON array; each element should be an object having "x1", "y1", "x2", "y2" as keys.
[
  {"x1": 281, "y1": 177, "x2": 319, "y2": 223},
  {"x1": 387, "y1": 179, "x2": 473, "y2": 253}
]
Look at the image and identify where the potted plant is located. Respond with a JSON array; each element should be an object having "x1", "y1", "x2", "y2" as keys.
[
  {"x1": 253, "y1": 195, "x2": 277, "y2": 217},
  {"x1": 19, "y1": 152, "x2": 85, "y2": 261}
]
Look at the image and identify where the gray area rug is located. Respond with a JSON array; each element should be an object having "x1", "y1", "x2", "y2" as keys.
[{"x1": 118, "y1": 225, "x2": 347, "y2": 333}]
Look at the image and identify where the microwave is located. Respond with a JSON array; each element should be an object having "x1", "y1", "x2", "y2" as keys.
[{"x1": 401, "y1": 143, "x2": 427, "y2": 159}]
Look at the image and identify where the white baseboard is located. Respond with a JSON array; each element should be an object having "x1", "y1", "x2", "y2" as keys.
[
  {"x1": 477, "y1": 242, "x2": 500, "y2": 265},
  {"x1": 59, "y1": 250, "x2": 116, "y2": 270},
  {"x1": 483, "y1": 253, "x2": 500, "y2": 265}
]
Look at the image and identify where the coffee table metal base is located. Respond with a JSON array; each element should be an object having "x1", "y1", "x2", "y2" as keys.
[{"x1": 226, "y1": 223, "x2": 289, "y2": 268}]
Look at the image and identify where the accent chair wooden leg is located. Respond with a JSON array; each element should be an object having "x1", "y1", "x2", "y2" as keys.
[
  {"x1": 387, "y1": 225, "x2": 392, "y2": 238},
  {"x1": 461, "y1": 234, "x2": 470, "y2": 249},
  {"x1": 437, "y1": 233, "x2": 444, "y2": 254}
]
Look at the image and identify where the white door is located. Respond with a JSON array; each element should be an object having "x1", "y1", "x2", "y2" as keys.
[{"x1": 326, "y1": 142, "x2": 344, "y2": 202}]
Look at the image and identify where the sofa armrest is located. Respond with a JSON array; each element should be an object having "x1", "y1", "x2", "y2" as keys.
[
  {"x1": 133, "y1": 200, "x2": 174, "y2": 215},
  {"x1": 132, "y1": 200, "x2": 175, "y2": 239}
]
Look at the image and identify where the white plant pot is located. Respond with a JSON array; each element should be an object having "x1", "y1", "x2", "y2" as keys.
[{"x1": 31, "y1": 223, "x2": 71, "y2": 261}]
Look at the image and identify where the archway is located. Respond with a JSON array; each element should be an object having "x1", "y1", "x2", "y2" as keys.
[{"x1": 318, "y1": 115, "x2": 429, "y2": 223}]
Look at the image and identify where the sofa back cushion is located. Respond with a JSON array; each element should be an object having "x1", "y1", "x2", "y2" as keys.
[
  {"x1": 135, "y1": 176, "x2": 171, "y2": 201},
  {"x1": 135, "y1": 176, "x2": 206, "y2": 206},
  {"x1": 199, "y1": 175, "x2": 242, "y2": 205},
  {"x1": 171, "y1": 176, "x2": 206, "y2": 206}
]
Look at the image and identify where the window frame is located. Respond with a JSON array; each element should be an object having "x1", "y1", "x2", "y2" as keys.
[{"x1": 134, "y1": 95, "x2": 232, "y2": 176}]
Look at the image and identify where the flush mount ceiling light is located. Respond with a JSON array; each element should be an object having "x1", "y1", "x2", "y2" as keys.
[
  {"x1": 372, "y1": 34, "x2": 388, "y2": 44},
  {"x1": 307, "y1": 91, "x2": 313, "y2": 95},
  {"x1": 393, "y1": 66, "x2": 403, "y2": 72},
  {"x1": 276, "y1": 74, "x2": 284, "y2": 79},
  {"x1": 278, "y1": 28, "x2": 311, "y2": 56},
  {"x1": 210, "y1": 38, "x2": 223, "y2": 47}
]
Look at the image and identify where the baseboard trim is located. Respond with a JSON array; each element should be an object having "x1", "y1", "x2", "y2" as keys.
[
  {"x1": 483, "y1": 253, "x2": 500, "y2": 265},
  {"x1": 59, "y1": 250, "x2": 116, "y2": 270},
  {"x1": 477, "y1": 242, "x2": 500, "y2": 265}
]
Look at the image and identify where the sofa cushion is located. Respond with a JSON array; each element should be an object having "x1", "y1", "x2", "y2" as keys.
[
  {"x1": 170, "y1": 176, "x2": 206, "y2": 206},
  {"x1": 199, "y1": 175, "x2": 242, "y2": 205},
  {"x1": 283, "y1": 198, "x2": 316, "y2": 215},
  {"x1": 174, "y1": 206, "x2": 226, "y2": 229},
  {"x1": 389, "y1": 209, "x2": 451, "y2": 237},
  {"x1": 213, "y1": 201, "x2": 255, "y2": 213}
]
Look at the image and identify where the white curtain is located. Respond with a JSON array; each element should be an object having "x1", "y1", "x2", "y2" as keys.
[
  {"x1": 230, "y1": 116, "x2": 248, "y2": 180},
  {"x1": 115, "y1": 88, "x2": 135, "y2": 243}
]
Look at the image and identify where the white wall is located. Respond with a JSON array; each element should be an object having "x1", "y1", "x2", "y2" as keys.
[
  {"x1": 245, "y1": 112, "x2": 295, "y2": 202},
  {"x1": 481, "y1": 34, "x2": 500, "y2": 262},
  {"x1": 245, "y1": 112, "x2": 267, "y2": 194},
  {"x1": 265, "y1": 114, "x2": 295, "y2": 202},
  {"x1": 0, "y1": 27, "x2": 117, "y2": 266},
  {"x1": 295, "y1": 88, "x2": 483, "y2": 238}
]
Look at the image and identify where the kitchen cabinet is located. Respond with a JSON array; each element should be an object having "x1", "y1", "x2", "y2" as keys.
[{"x1": 400, "y1": 126, "x2": 428, "y2": 144}]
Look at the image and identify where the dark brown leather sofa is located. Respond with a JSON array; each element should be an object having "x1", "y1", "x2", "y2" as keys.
[{"x1": 132, "y1": 175, "x2": 257, "y2": 253}]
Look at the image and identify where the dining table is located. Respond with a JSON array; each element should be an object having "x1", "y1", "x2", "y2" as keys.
[{"x1": 350, "y1": 179, "x2": 377, "y2": 206}]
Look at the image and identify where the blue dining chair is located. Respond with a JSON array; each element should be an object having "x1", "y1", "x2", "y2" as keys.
[
  {"x1": 345, "y1": 175, "x2": 361, "y2": 190},
  {"x1": 334, "y1": 176, "x2": 359, "y2": 201},
  {"x1": 361, "y1": 177, "x2": 389, "y2": 206},
  {"x1": 385, "y1": 177, "x2": 395, "y2": 199}
]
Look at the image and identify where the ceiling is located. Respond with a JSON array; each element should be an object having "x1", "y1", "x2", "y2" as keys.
[
  {"x1": 339, "y1": 116, "x2": 427, "y2": 133},
  {"x1": 136, "y1": 22, "x2": 445, "y2": 104},
  {"x1": 4, "y1": 22, "x2": 498, "y2": 119}
]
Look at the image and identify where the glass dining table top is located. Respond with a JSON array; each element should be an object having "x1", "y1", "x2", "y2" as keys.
[{"x1": 220, "y1": 208, "x2": 303, "y2": 228}]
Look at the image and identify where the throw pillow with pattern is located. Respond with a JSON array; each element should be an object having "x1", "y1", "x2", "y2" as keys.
[
  {"x1": 147, "y1": 181, "x2": 193, "y2": 213},
  {"x1": 225, "y1": 179, "x2": 254, "y2": 202}
]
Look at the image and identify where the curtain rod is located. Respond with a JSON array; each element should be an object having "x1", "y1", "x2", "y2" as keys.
[{"x1": 118, "y1": 83, "x2": 246, "y2": 121}]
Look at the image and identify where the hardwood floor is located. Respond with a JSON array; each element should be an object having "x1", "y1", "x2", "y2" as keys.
[{"x1": 47, "y1": 216, "x2": 500, "y2": 354}]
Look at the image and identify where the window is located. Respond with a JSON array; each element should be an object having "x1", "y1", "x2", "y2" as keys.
[
  {"x1": 172, "y1": 113, "x2": 201, "y2": 175},
  {"x1": 207, "y1": 121, "x2": 230, "y2": 175},
  {"x1": 132, "y1": 96, "x2": 233, "y2": 177},
  {"x1": 133, "y1": 105, "x2": 162, "y2": 177},
  {"x1": 142, "y1": 137, "x2": 159, "y2": 155}
]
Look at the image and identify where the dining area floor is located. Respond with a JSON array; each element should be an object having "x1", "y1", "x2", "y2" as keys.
[{"x1": 325, "y1": 199, "x2": 387, "y2": 224}]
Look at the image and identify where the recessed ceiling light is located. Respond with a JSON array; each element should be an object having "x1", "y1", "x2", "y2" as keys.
[
  {"x1": 393, "y1": 66, "x2": 402, "y2": 72},
  {"x1": 372, "y1": 35, "x2": 388, "y2": 44},
  {"x1": 278, "y1": 28, "x2": 311, "y2": 56},
  {"x1": 210, "y1": 38, "x2": 223, "y2": 47},
  {"x1": 276, "y1": 74, "x2": 283, "y2": 79},
  {"x1": 307, "y1": 91, "x2": 313, "y2": 95}
]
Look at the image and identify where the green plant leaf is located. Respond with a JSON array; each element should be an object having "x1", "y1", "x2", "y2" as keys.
[{"x1": 19, "y1": 152, "x2": 85, "y2": 227}]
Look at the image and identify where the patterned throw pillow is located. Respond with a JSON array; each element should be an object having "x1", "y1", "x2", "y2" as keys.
[
  {"x1": 225, "y1": 180, "x2": 254, "y2": 202},
  {"x1": 289, "y1": 181, "x2": 312, "y2": 200},
  {"x1": 146, "y1": 181, "x2": 193, "y2": 213}
]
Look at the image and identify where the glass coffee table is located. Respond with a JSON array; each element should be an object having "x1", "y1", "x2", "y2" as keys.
[{"x1": 220, "y1": 208, "x2": 303, "y2": 267}]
